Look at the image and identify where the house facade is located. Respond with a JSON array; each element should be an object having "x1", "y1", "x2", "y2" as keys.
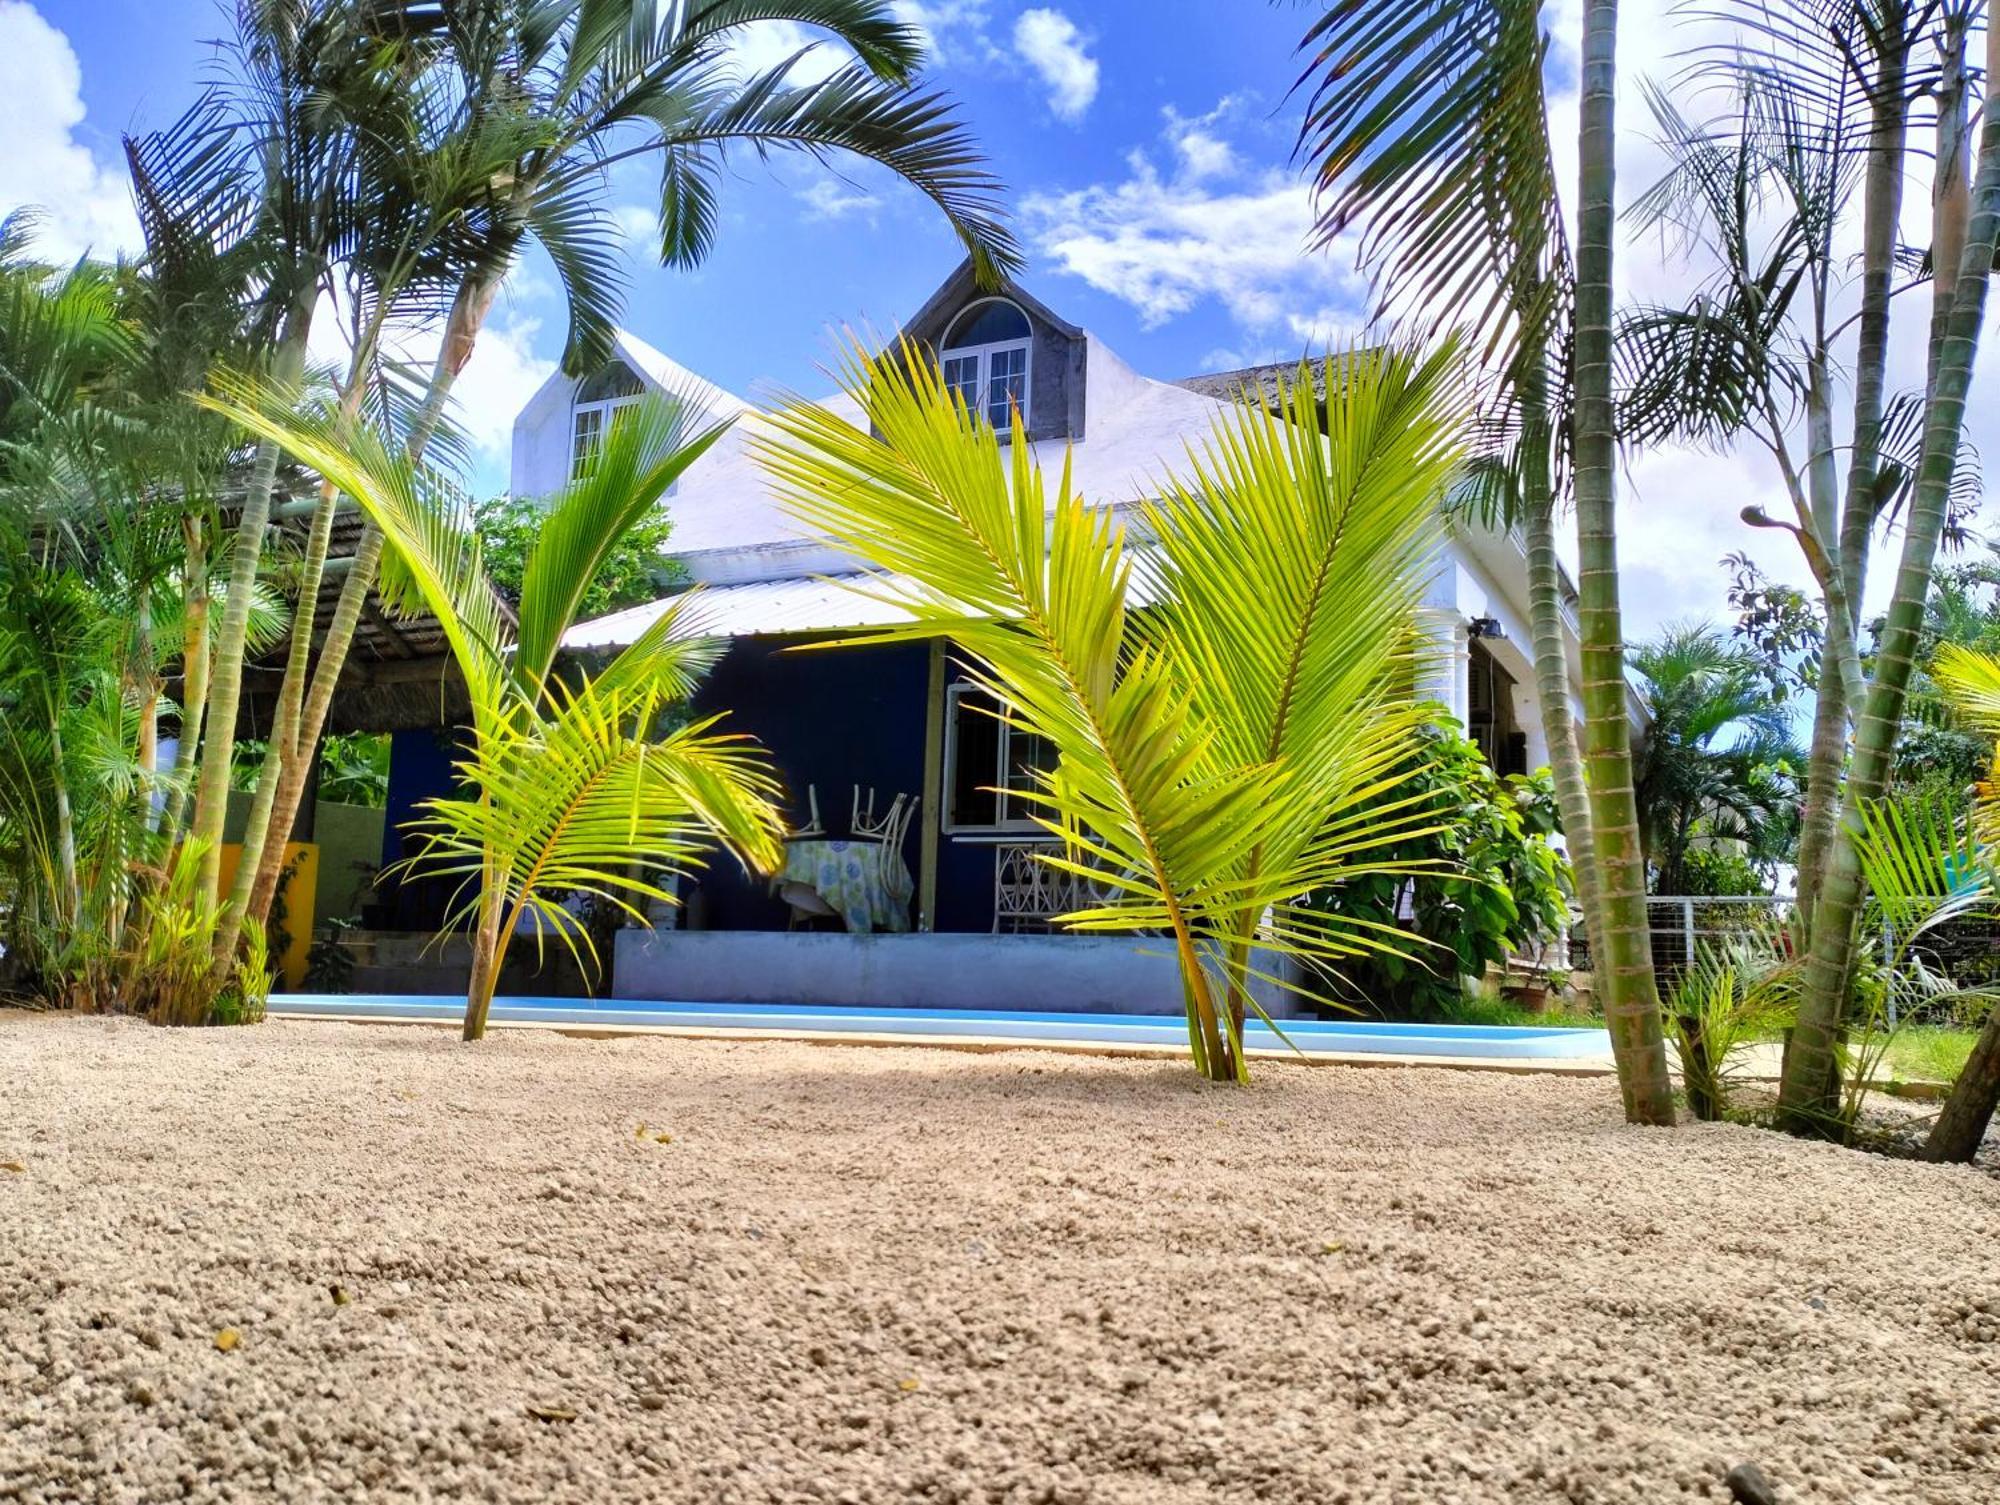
[{"x1": 491, "y1": 263, "x2": 1610, "y2": 1011}]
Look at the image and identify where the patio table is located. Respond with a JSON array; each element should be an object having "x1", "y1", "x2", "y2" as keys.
[{"x1": 775, "y1": 838, "x2": 913, "y2": 935}]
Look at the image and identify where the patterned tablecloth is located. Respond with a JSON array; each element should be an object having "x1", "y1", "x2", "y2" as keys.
[{"x1": 774, "y1": 839, "x2": 913, "y2": 935}]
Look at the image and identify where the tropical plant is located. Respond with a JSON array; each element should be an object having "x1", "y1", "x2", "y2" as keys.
[
  {"x1": 319, "y1": 733, "x2": 392, "y2": 807},
  {"x1": 1912, "y1": 643, "x2": 2000, "y2": 1158},
  {"x1": 1302, "y1": 726, "x2": 1570, "y2": 1018},
  {"x1": 757, "y1": 340, "x2": 1468, "y2": 1082},
  {"x1": 1631, "y1": 624, "x2": 1801, "y2": 892},
  {"x1": 1666, "y1": 929, "x2": 1795, "y2": 1121},
  {"x1": 210, "y1": 389, "x2": 788, "y2": 1039},
  {"x1": 474, "y1": 491, "x2": 682, "y2": 618},
  {"x1": 224, "y1": 0, "x2": 1023, "y2": 949},
  {"x1": 1287, "y1": 0, "x2": 1677, "y2": 1122}
]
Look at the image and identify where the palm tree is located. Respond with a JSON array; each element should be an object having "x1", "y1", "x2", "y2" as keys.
[
  {"x1": 1914, "y1": 644, "x2": 2000, "y2": 1159},
  {"x1": 174, "y1": 0, "x2": 413, "y2": 916},
  {"x1": 1631, "y1": 625, "x2": 1799, "y2": 893},
  {"x1": 229, "y1": 0, "x2": 1022, "y2": 948},
  {"x1": 211, "y1": 389, "x2": 788, "y2": 1038},
  {"x1": 1780, "y1": 2, "x2": 2000, "y2": 1130},
  {"x1": 1289, "y1": 0, "x2": 1675, "y2": 1120},
  {"x1": 756, "y1": 340, "x2": 1468, "y2": 1082}
]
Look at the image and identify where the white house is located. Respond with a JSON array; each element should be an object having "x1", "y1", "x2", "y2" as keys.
[{"x1": 502, "y1": 262, "x2": 1608, "y2": 1011}]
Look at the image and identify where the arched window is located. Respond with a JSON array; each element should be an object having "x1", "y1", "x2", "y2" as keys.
[
  {"x1": 571, "y1": 360, "x2": 645, "y2": 478},
  {"x1": 940, "y1": 298, "x2": 1032, "y2": 431}
]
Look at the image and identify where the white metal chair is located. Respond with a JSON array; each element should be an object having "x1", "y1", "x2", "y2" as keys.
[{"x1": 789, "y1": 784, "x2": 825, "y2": 838}]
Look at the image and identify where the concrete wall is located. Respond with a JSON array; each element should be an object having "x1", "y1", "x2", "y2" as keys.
[
  {"x1": 612, "y1": 929, "x2": 1305, "y2": 1018},
  {"x1": 221, "y1": 790, "x2": 385, "y2": 932}
]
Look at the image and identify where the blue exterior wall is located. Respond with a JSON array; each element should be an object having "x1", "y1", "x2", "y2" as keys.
[
  {"x1": 688, "y1": 635, "x2": 998, "y2": 932},
  {"x1": 380, "y1": 726, "x2": 466, "y2": 932},
  {"x1": 371, "y1": 637, "x2": 1007, "y2": 935}
]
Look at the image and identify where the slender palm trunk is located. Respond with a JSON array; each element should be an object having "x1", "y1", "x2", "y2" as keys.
[
  {"x1": 1573, "y1": 0, "x2": 1675, "y2": 1125},
  {"x1": 1519, "y1": 385, "x2": 1604, "y2": 969},
  {"x1": 215, "y1": 332, "x2": 384, "y2": 969},
  {"x1": 1782, "y1": 10, "x2": 2000, "y2": 1132},
  {"x1": 243, "y1": 274, "x2": 489, "y2": 930},
  {"x1": 158, "y1": 517, "x2": 209, "y2": 843},
  {"x1": 1799, "y1": 28, "x2": 1907, "y2": 934},
  {"x1": 189, "y1": 298, "x2": 315, "y2": 910}
]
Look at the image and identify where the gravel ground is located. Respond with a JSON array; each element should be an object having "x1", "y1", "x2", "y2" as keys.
[{"x1": 3, "y1": 1012, "x2": 1999, "y2": 1505}]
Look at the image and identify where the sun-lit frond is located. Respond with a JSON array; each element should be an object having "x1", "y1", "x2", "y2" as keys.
[
  {"x1": 1291, "y1": 0, "x2": 1567, "y2": 365},
  {"x1": 1852, "y1": 790, "x2": 1995, "y2": 942},
  {"x1": 755, "y1": 334, "x2": 1469, "y2": 1079},
  {"x1": 514, "y1": 391, "x2": 730, "y2": 697},
  {"x1": 401, "y1": 687, "x2": 786, "y2": 976},
  {"x1": 198, "y1": 379, "x2": 514, "y2": 727}
]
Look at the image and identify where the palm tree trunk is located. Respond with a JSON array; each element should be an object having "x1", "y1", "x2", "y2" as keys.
[
  {"x1": 216, "y1": 334, "x2": 384, "y2": 966},
  {"x1": 463, "y1": 901, "x2": 505, "y2": 1042},
  {"x1": 1572, "y1": 0, "x2": 1675, "y2": 1125},
  {"x1": 188, "y1": 298, "x2": 314, "y2": 912},
  {"x1": 158, "y1": 517, "x2": 209, "y2": 843},
  {"x1": 1781, "y1": 9, "x2": 2000, "y2": 1133},
  {"x1": 1519, "y1": 391, "x2": 1604, "y2": 971},
  {"x1": 1800, "y1": 26, "x2": 1907, "y2": 935},
  {"x1": 242, "y1": 276, "x2": 488, "y2": 930},
  {"x1": 1792, "y1": 621, "x2": 1847, "y2": 928}
]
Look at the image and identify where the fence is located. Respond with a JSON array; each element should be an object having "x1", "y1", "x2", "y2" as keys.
[{"x1": 1566, "y1": 894, "x2": 2000, "y2": 1024}]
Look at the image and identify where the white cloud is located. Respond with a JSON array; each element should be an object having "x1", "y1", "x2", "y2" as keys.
[
  {"x1": 1013, "y1": 9, "x2": 1099, "y2": 123},
  {"x1": 609, "y1": 202, "x2": 658, "y2": 257},
  {"x1": 442, "y1": 311, "x2": 557, "y2": 485},
  {"x1": 0, "y1": 1, "x2": 141, "y2": 260},
  {"x1": 891, "y1": 0, "x2": 996, "y2": 65},
  {"x1": 1163, "y1": 101, "x2": 1242, "y2": 181},
  {"x1": 797, "y1": 177, "x2": 882, "y2": 224},
  {"x1": 728, "y1": 20, "x2": 852, "y2": 87},
  {"x1": 1024, "y1": 138, "x2": 1364, "y2": 338}
]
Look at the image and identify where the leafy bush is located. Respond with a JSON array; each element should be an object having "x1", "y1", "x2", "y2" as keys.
[
  {"x1": 473, "y1": 492, "x2": 685, "y2": 620},
  {"x1": 1674, "y1": 846, "x2": 1772, "y2": 896},
  {"x1": 1303, "y1": 723, "x2": 1571, "y2": 1017}
]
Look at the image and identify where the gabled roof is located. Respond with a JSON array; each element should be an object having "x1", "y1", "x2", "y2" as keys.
[
  {"x1": 900, "y1": 256, "x2": 1084, "y2": 345},
  {"x1": 514, "y1": 328, "x2": 750, "y2": 434}
]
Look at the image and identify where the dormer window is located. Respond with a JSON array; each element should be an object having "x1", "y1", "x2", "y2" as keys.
[
  {"x1": 571, "y1": 360, "x2": 645, "y2": 478},
  {"x1": 940, "y1": 298, "x2": 1032, "y2": 431}
]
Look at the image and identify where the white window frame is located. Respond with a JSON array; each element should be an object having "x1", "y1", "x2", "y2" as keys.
[
  {"x1": 570, "y1": 394, "x2": 641, "y2": 480},
  {"x1": 942, "y1": 681, "x2": 1054, "y2": 835},
  {"x1": 939, "y1": 298, "x2": 1033, "y2": 433}
]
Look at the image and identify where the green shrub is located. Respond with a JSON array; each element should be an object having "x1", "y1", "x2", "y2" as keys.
[{"x1": 1302, "y1": 723, "x2": 1571, "y2": 1017}]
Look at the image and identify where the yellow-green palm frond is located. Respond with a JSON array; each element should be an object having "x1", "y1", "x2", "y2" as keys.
[
  {"x1": 1853, "y1": 791, "x2": 1995, "y2": 945},
  {"x1": 514, "y1": 391, "x2": 731, "y2": 701},
  {"x1": 198, "y1": 382, "x2": 514, "y2": 732},
  {"x1": 756, "y1": 335, "x2": 1470, "y2": 1080},
  {"x1": 1933, "y1": 643, "x2": 2000, "y2": 733},
  {"x1": 403, "y1": 678, "x2": 786, "y2": 978}
]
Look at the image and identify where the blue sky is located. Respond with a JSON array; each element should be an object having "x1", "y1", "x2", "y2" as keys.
[
  {"x1": 7, "y1": 0, "x2": 1994, "y2": 640},
  {"x1": 20, "y1": 0, "x2": 1354, "y2": 494}
]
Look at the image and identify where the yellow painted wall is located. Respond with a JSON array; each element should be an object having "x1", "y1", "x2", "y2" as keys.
[{"x1": 217, "y1": 841, "x2": 318, "y2": 989}]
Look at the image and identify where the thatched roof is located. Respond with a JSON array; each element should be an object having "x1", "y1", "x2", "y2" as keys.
[{"x1": 238, "y1": 485, "x2": 466, "y2": 736}]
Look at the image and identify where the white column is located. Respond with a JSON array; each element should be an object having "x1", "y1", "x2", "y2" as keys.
[{"x1": 1415, "y1": 608, "x2": 1469, "y2": 726}]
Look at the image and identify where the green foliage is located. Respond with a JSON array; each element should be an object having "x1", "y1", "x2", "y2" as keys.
[
  {"x1": 473, "y1": 493, "x2": 684, "y2": 624},
  {"x1": 1666, "y1": 930, "x2": 1796, "y2": 1122},
  {"x1": 209, "y1": 388, "x2": 789, "y2": 1039},
  {"x1": 1675, "y1": 846, "x2": 1773, "y2": 897},
  {"x1": 122, "y1": 839, "x2": 269, "y2": 1027},
  {"x1": 1632, "y1": 623, "x2": 1801, "y2": 892},
  {"x1": 759, "y1": 340, "x2": 1473, "y2": 1081},
  {"x1": 1303, "y1": 725, "x2": 1572, "y2": 1018},
  {"x1": 318, "y1": 733, "x2": 390, "y2": 808}
]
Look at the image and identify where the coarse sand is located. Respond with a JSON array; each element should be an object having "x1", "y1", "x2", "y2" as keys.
[{"x1": 3, "y1": 1011, "x2": 1999, "y2": 1505}]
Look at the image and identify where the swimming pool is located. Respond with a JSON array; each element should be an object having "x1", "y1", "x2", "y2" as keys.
[{"x1": 267, "y1": 995, "x2": 1614, "y2": 1061}]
